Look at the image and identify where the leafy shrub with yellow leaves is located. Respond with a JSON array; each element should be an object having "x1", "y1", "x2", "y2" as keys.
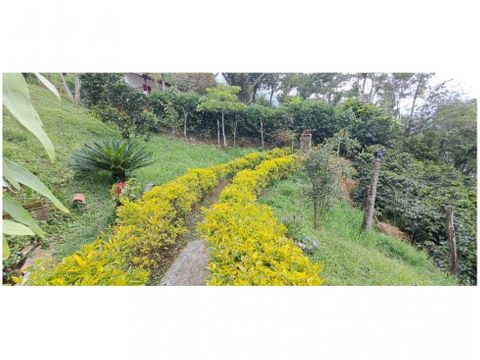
[
  {"x1": 26, "y1": 149, "x2": 286, "y2": 286},
  {"x1": 200, "y1": 155, "x2": 323, "y2": 286}
]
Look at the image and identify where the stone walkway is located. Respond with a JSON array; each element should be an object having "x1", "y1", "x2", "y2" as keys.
[
  {"x1": 156, "y1": 181, "x2": 228, "y2": 286},
  {"x1": 158, "y1": 239, "x2": 209, "y2": 286}
]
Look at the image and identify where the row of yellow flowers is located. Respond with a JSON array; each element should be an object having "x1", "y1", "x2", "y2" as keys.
[
  {"x1": 199, "y1": 155, "x2": 324, "y2": 285},
  {"x1": 27, "y1": 149, "x2": 289, "y2": 285}
]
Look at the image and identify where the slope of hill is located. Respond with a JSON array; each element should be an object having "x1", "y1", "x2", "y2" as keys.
[
  {"x1": 260, "y1": 172, "x2": 457, "y2": 285},
  {"x1": 2, "y1": 84, "x2": 252, "y2": 269}
]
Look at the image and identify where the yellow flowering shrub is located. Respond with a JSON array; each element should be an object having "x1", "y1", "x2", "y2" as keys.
[
  {"x1": 27, "y1": 234, "x2": 149, "y2": 286},
  {"x1": 200, "y1": 155, "x2": 323, "y2": 286},
  {"x1": 26, "y1": 149, "x2": 285, "y2": 286}
]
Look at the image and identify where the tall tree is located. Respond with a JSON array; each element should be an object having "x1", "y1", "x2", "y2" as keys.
[
  {"x1": 197, "y1": 86, "x2": 246, "y2": 147},
  {"x1": 280, "y1": 73, "x2": 342, "y2": 101},
  {"x1": 221, "y1": 73, "x2": 265, "y2": 103},
  {"x1": 375, "y1": 73, "x2": 415, "y2": 117},
  {"x1": 405, "y1": 73, "x2": 433, "y2": 135},
  {"x1": 162, "y1": 73, "x2": 216, "y2": 94},
  {"x1": 261, "y1": 73, "x2": 284, "y2": 105}
]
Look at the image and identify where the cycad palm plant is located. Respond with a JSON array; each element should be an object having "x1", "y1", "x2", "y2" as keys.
[{"x1": 70, "y1": 139, "x2": 153, "y2": 180}]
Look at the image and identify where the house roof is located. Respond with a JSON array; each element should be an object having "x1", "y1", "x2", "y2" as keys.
[{"x1": 128, "y1": 73, "x2": 171, "y2": 87}]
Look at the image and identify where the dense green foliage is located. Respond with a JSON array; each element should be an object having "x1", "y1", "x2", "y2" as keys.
[
  {"x1": 80, "y1": 73, "x2": 159, "y2": 139},
  {"x1": 79, "y1": 73, "x2": 125, "y2": 107},
  {"x1": 149, "y1": 89, "x2": 200, "y2": 139},
  {"x1": 403, "y1": 99, "x2": 477, "y2": 174},
  {"x1": 353, "y1": 151, "x2": 477, "y2": 284},
  {"x1": 70, "y1": 139, "x2": 154, "y2": 181}
]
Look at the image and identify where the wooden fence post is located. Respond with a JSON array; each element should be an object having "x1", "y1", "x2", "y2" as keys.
[
  {"x1": 445, "y1": 206, "x2": 457, "y2": 275},
  {"x1": 362, "y1": 152, "x2": 383, "y2": 231}
]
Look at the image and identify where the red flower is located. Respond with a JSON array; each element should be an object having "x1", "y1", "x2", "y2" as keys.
[{"x1": 116, "y1": 181, "x2": 126, "y2": 194}]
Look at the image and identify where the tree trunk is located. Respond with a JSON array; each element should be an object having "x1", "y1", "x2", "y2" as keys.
[
  {"x1": 445, "y1": 206, "x2": 458, "y2": 275},
  {"x1": 269, "y1": 87, "x2": 274, "y2": 105},
  {"x1": 233, "y1": 114, "x2": 239, "y2": 147},
  {"x1": 407, "y1": 75, "x2": 423, "y2": 135},
  {"x1": 313, "y1": 202, "x2": 318, "y2": 229},
  {"x1": 361, "y1": 75, "x2": 367, "y2": 98},
  {"x1": 74, "y1": 73, "x2": 81, "y2": 104},
  {"x1": 362, "y1": 158, "x2": 382, "y2": 231},
  {"x1": 369, "y1": 76, "x2": 375, "y2": 103},
  {"x1": 221, "y1": 112, "x2": 227, "y2": 147},
  {"x1": 59, "y1": 73, "x2": 74, "y2": 101},
  {"x1": 183, "y1": 110, "x2": 188, "y2": 142},
  {"x1": 260, "y1": 120, "x2": 265, "y2": 149},
  {"x1": 216, "y1": 117, "x2": 220, "y2": 147}
]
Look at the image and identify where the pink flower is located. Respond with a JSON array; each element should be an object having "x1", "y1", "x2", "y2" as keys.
[{"x1": 116, "y1": 181, "x2": 126, "y2": 194}]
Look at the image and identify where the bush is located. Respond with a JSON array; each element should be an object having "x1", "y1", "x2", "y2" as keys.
[
  {"x1": 70, "y1": 139, "x2": 153, "y2": 181},
  {"x1": 200, "y1": 155, "x2": 324, "y2": 285},
  {"x1": 92, "y1": 105, "x2": 159, "y2": 140},
  {"x1": 82, "y1": 74, "x2": 158, "y2": 139},
  {"x1": 305, "y1": 143, "x2": 340, "y2": 228},
  {"x1": 80, "y1": 73, "x2": 125, "y2": 107},
  {"x1": 26, "y1": 150, "x2": 284, "y2": 285}
]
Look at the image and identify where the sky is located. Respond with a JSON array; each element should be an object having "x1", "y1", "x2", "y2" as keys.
[{"x1": 432, "y1": 72, "x2": 476, "y2": 98}]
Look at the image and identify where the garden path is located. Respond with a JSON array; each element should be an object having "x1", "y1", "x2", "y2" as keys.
[
  {"x1": 156, "y1": 181, "x2": 226, "y2": 286},
  {"x1": 158, "y1": 239, "x2": 209, "y2": 285}
]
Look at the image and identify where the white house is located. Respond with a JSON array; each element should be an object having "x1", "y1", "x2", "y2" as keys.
[{"x1": 123, "y1": 73, "x2": 168, "y2": 94}]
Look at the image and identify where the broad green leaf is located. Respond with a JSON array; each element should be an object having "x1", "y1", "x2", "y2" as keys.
[
  {"x1": 34, "y1": 73, "x2": 60, "y2": 99},
  {"x1": 3, "y1": 162, "x2": 21, "y2": 190},
  {"x1": 3, "y1": 73, "x2": 56, "y2": 161},
  {"x1": 3, "y1": 178, "x2": 17, "y2": 189},
  {"x1": 3, "y1": 237, "x2": 9, "y2": 259},
  {"x1": 3, "y1": 193, "x2": 45, "y2": 238},
  {"x1": 3, "y1": 220, "x2": 35, "y2": 236},
  {"x1": 3, "y1": 159, "x2": 70, "y2": 213}
]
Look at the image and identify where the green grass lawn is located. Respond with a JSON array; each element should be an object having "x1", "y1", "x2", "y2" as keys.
[
  {"x1": 260, "y1": 172, "x2": 457, "y2": 285},
  {"x1": 3, "y1": 83, "x2": 253, "y2": 264},
  {"x1": 136, "y1": 136, "x2": 252, "y2": 185}
]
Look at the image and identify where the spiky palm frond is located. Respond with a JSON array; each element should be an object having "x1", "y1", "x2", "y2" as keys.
[{"x1": 70, "y1": 139, "x2": 153, "y2": 180}]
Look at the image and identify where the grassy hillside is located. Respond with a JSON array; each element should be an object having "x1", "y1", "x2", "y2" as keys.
[
  {"x1": 3, "y1": 84, "x2": 252, "y2": 263},
  {"x1": 260, "y1": 172, "x2": 457, "y2": 285}
]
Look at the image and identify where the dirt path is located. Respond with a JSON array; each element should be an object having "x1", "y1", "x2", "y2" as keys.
[{"x1": 154, "y1": 182, "x2": 226, "y2": 286}]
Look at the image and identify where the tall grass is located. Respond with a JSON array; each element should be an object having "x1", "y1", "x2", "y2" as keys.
[{"x1": 260, "y1": 172, "x2": 457, "y2": 285}]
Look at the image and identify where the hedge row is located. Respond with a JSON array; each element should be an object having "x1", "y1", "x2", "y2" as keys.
[
  {"x1": 27, "y1": 149, "x2": 289, "y2": 285},
  {"x1": 199, "y1": 155, "x2": 324, "y2": 285}
]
